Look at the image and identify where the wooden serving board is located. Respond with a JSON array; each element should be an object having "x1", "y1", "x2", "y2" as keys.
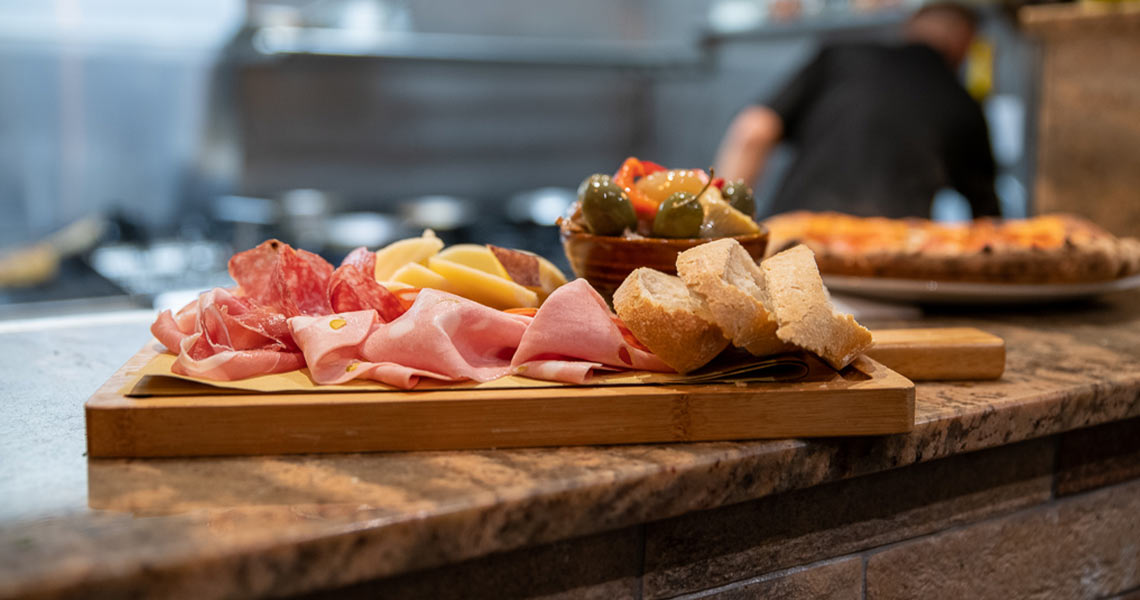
[
  {"x1": 86, "y1": 344, "x2": 915, "y2": 458},
  {"x1": 866, "y1": 327, "x2": 1005, "y2": 381}
]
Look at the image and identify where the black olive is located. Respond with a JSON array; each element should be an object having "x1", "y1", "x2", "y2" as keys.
[
  {"x1": 652, "y1": 192, "x2": 703, "y2": 238},
  {"x1": 722, "y1": 179, "x2": 756, "y2": 216},
  {"x1": 578, "y1": 174, "x2": 636, "y2": 236}
]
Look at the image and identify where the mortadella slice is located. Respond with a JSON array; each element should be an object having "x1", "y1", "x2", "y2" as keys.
[
  {"x1": 289, "y1": 290, "x2": 531, "y2": 389},
  {"x1": 512, "y1": 279, "x2": 672, "y2": 383},
  {"x1": 287, "y1": 311, "x2": 444, "y2": 388}
]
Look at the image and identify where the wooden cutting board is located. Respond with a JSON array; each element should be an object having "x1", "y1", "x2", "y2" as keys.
[
  {"x1": 84, "y1": 328, "x2": 1002, "y2": 458},
  {"x1": 866, "y1": 327, "x2": 1005, "y2": 381}
]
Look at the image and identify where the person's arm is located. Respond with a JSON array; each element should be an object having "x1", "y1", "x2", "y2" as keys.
[
  {"x1": 715, "y1": 48, "x2": 828, "y2": 186},
  {"x1": 714, "y1": 106, "x2": 783, "y2": 185}
]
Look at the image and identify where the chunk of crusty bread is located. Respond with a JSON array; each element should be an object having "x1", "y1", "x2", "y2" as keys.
[
  {"x1": 676, "y1": 238, "x2": 791, "y2": 357},
  {"x1": 614, "y1": 267, "x2": 729, "y2": 374},
  {"x1": 758, "y1": 244, "x2": 872, "y2": 370}
]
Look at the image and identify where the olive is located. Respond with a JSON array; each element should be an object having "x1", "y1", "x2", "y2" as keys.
[
  {"x1": 577, "y1": 174, "x2": 613, "y2": 201},
  {"x1": 722, "y1": 179, "x2": 756, "y2": 216},
  {"x1": 578, "y1": 174, "x2": 636, "y2": 236},
  {"x1": 652, "y1": 192, "x2": 704, "y2": 238}
]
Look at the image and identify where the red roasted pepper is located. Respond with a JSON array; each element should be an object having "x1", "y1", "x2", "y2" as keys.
[{"x1": 613, "y1": 157, "x2": 669, "y2": 219}]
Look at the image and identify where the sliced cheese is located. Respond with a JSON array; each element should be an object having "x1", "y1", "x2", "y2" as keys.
[
  {"x1": 374, "y1": 230, "x2": 444, "y2": 281},
  {"x1": 698, "y1": 188, "x2": 761, "y2": 238},
  {"x1": 427, "y1": 256, "x2": 539, "y2": 309},
  {"x1": 436, "y1": 244, "x2": 510, "y2": 279},
  {"x1": 378, "y1": 280, "x2": 414, "y2": 292},
  {"x1": 390, "y1": 262, "x2": 453, "y2": 292},
  {"x1": 533, "y1": 255, "x2": 569, "y2": 301}
]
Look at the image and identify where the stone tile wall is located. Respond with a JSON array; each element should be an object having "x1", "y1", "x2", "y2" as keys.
[{"x1": 296, "y1": 417, "x2": 1140, "y2": 600}]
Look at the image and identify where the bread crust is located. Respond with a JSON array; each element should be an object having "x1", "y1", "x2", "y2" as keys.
[
  {"x1": 764, "y1": 212, "x2": 1140, "y2": 284},
  {"x1": 759, "y1": 245, "x2": 873, "y2": 370},
  {"x1": 677, "y1": 239, "x2": 789, "y2": 357},
  {"x1": 613, "y1": 267, "x2": 729, "y2": 374}
]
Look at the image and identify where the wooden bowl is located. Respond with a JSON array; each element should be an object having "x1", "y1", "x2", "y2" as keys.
[{"x1": 560, "y1": 222, "x2": 769, "y2": 301}]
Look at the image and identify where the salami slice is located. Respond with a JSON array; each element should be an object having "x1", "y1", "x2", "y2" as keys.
[
  {"x1": 228, "y1": 239, "x2": 334, "y2": 317},
  {"x1": 328, "y1": 264, "x2": 406, "y2": 322},
  {"x1": 340, "y1": 246, "x2": 376, "y2": 275}
]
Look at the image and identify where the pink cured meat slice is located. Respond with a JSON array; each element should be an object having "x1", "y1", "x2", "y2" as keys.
[
  {"x1": 172, "y1": 332, "x2": 304, "y2": 380},
  {"x1": 289, "y1": 311, "x2": 452, "y2": 389},
  {"x1": 151, "y1": 287, "x2": 304, "y2": 381},
  {"x1": 514, "y1": 359, "x2": 619, "y2": 385},
  {"x1": 289, "y1": 290, "x2": 531, "y2": 388},
  {"x1": 362, "y1": 289, "x2": 531, "y2": 382},
  {"x1": 328, "y1": 264, "x2": 405, "y2": 322},
  {"x1": 511, "y1": 279, "x2": 672, "y2": 383},
  {"x1": 228, "y1": 239, "x2": 334, "y2": 317},
  {"x1": 151, "y1": 309, "x2": 192, "y2": 353},
  {"x1": 339, "y1": 246, "x2": 376, "y2": 275},
  {"x1": 152, "y1": 288, "x2": 289, "y2": 353}
]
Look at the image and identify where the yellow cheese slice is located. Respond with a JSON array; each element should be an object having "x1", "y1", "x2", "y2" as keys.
[
  {"x1": 427, "y1": 257, "x2": 539, "y2": 309},
  {"x1": 377, "y1": 280, "x2": 414, "y2": 292},
  {"x1": 374, "y1": 230, "x2": 445, "y2": 281},
  {"x1": 698, "y1": 188, "x2": 761, "y2": 238},
  {"x1": 532, "y1": 255, "x2": 569, "y2": 301},
  {"x1": 435, "y1": 244, "x2": 510, "y2": 279},
  {"x1": 390, "y1": 262, "x2": 453, "y2": 292}
]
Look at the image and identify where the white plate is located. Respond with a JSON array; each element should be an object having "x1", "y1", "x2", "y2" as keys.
[{"x1": 822, "y1": 273, "x2": 1140, "y2": 305}]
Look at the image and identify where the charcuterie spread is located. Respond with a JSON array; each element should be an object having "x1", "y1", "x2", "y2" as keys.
[
  {"x1": 150, "y1": 236, "x2": 679, "y2": 389},
  {"x1": 763, "y1": 211, "x2": 1140, "y2": 283},
  {"x1": 148, "y1": 159, "x2": 878, "y2": 390}
]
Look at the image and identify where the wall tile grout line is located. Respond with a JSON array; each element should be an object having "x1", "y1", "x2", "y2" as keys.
[
  {"x1": 862, "y1": 552, "x2": 870, "y2": 600},
  {"x1": 859, "y1": 474, "x2": 1140, "y2": 562},
  {"x1": 1050, "y1": 433, "x2": 1062, "y2": 500},
  {"x1": 660, "y1": 556, "x2": 859, "y2": 600},
  {"x1": 635, "y1": 524, "x2": 647, "y2": 600}
]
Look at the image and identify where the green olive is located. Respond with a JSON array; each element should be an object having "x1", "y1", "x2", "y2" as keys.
[
  {"x1": 652, "y1": 192, "x2": 704, "y2": 238},
  {"x1": 578, "y1": 174, "x2": 636, "y2": 236},
  {"x1": 722, "y1": 180, "x2": 756, "y2": 216}
]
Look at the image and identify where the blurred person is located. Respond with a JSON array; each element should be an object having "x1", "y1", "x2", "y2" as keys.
[{"x1": 714, "y1": 2, "x2": 1001, "y2": 219}]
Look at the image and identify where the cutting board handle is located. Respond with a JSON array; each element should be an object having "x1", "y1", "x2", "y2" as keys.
[{"x1": 866, "y1": 327, "x2": 1005, "y2": 381}]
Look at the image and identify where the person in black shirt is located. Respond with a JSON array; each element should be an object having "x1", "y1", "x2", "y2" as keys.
[{"x1": 714, "y1": 2, "x2": 1001, "y2": 219}]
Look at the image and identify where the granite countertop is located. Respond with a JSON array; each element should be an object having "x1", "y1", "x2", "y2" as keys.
[{"x1": 2, "y1": 291, "x2": 1140, "y2": 599}]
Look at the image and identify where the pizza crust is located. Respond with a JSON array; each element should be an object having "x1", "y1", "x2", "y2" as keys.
[{"x1": 763, "y1": 212, "x2": 1140, "y2": 284}]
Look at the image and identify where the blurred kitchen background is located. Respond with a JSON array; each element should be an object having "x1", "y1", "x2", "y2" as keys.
[{"x1": 0, "y1": 0, "x2": 1134, "y2": 317}]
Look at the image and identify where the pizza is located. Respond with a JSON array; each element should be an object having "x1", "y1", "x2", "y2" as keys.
[{"x1": 762, "y1": 212, "x2": 1140, "y2": 284}]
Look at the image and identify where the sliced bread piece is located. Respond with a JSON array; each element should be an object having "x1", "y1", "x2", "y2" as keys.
[
  {"x1": 613, "y1": 267, "x2": 729, "y2": 374},
  {"x1": 758, "y1": 244, "x2": 872, "y2": 370},
  {"x1": 676, "y1": 238, "x2": 790, "y2": 357}
]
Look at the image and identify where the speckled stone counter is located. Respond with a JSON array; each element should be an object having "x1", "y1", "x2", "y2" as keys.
[{"x1": 2, "y1": 292, "x2": 1139, "y2": 599}]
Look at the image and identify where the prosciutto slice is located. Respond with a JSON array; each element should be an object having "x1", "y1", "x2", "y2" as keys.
[
  {"x1": 151, "y1": 287, "x2": 304, "y2": 380},
  {"x1": 289, "y1": 289, "x2": 532, "y2": 389},
  {"x1": 512, "y1": 279, "x2": 672, "y2": 384}
]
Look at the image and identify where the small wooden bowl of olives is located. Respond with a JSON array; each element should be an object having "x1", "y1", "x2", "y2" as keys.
[
  {"x1": 559, "y1": 169, "x2": 768, "y2": 301},
  {"x1": 560, "y1": 223, "x2": 769, "y2": 302}
]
